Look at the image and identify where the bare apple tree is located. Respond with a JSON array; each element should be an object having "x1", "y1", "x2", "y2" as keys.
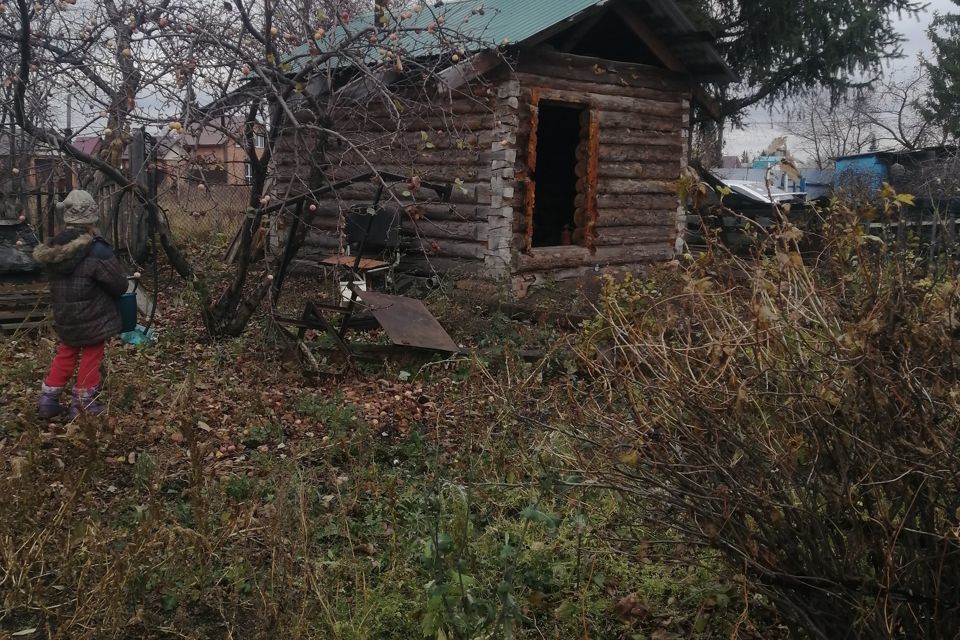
[{"x1": 2, "y1": 0, "x2": 499, "y2": 336}]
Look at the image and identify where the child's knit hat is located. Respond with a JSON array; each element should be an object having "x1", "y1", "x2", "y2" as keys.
[{"x1": 57, "y1": 190, "x2": 99, "y2": 226}]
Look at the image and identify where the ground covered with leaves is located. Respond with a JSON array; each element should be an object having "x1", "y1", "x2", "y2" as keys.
[{"x1": 0, "y1": 248, "x2": 773, "y2": 640}]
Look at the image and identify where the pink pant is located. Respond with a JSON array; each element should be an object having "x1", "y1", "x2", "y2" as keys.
[{"x1": 44, "y1": 342, "x2": 105, "y2": 390}]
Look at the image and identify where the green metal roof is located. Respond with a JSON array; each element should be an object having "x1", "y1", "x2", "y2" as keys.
[
  {"x1": 289, "y1": 0, "x2": 601, "y2": 71},
  {"x1": 287, "y1": 0, "x2": 734, "y2": 82}
]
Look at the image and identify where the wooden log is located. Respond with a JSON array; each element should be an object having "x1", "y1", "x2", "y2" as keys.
[
  {"x1": 598, "y1": 145, "x2": 682, "y2": 163},
  {"x1": 515, "y1": 244, "x2": 675, "y2": 273},
  {"x1": 515, "y1": 48, "x2": 690, "y2": 92},
  {"x1": 600, "y1": 179, "x2": 677, "y2": 195},
  {"x1": 513, "y1": 72, "x2": 687, "y2": 103},
  {"x1": 593, "y1": 226, "x2": 675, "y2": 246},
  {"x1": 597, "y1": 128, "x2": 683, "y2": 147},
  {"x1": 400, "y1": 255, "x2": 486, "y2": 275},
  {"x1": 593, "y1": 193, "x2": 678, "y2": 209},
  {"x1": 596, "y1": 209, "x2": 676, "y2": 227},
  {"x1": 403, "y1": 218, "x2": 489, "y2": 242},
  {"x1": 408, "y1": 238, "x2": 488, "y2": 260},
  {"x1": 339, "y1": 113, "x2": 499, "y2": 132},
  {"x1": 307, "y1": 200, "x2": 492, "y2": 224},
  {"x1": 335, "y1": 131, "x2": 486, "y2": 152},
  {"x1": 594, "y1": 162, "x2": 680, "y2": 180},
  {"x1": 309, "y1": 179, "x2": 488, "y2": 205},
  {"x1": 531, "y1": 87, "x2": 684, "y2": 117},
  {"x1": 598, "y1": 111, "x2": 681, "y2": 131},
  {"x1": 337, "y1": 95, "x2": 495, "y2": 120}
]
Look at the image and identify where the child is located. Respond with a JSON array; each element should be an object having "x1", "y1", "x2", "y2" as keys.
[{"x1": 32, "y1": 190, "x2": 129, "y2": 419}]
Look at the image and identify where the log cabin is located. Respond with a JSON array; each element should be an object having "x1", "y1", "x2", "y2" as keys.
[{"x1": 269, "y1": 0, "x2": 735, "y2": 295}]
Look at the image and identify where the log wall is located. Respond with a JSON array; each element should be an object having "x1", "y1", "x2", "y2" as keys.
[
  {"x1": 270, "y1": 47, "x2": 692, "y2": 290},
  {"x1": 509, "y1": 49, "x2": 690, "y2": 284},
  {"x1": 269, "y1": 80, "x2": 511, "y2": 277}
]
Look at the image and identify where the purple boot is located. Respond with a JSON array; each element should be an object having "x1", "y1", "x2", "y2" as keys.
[
  {"x1": 68, "y1": 387, "x2": 106, "y2": 420},
  {"x1": 37, "y1": 384, "x2": 65, "y2": 419}
]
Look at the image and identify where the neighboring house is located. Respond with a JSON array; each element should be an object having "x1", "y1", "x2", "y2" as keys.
[
  {"x1": 834, "y1": 146, "x2": 960, "y2": 211},
  {"x1": 72, "y1": 135, "x2": 102, "y2": 158},
  {"x1": 269, "y1": 0, "x2": 736, "y2": 292},
  {"x1": 751, "y1": 155, "x2": 783, "y2": 170},
  {"x1": 157, "y1": 119, "x2": 265, "y2": 186},
  {"x1": 1, "y1": 132, "x2": 62, "y2": 190},
  {"x1": 2, "y1": 131, "x2": 103, "y2": 192}
]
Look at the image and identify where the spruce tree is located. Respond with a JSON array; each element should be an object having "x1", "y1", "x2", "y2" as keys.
[
  {"x1": 926, "y1": 1, "x2": 960, "y2": 138},
  {"x1": 677, "y1": 0, "x2": 925, "y2": 121}
]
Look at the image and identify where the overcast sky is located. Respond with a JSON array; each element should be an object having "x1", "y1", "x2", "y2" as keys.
[{"x1": 724, "y1": 0, "x2": 955, "y2": 162}]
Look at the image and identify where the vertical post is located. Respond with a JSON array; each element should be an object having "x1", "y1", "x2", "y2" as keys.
[{"x1": 34, "y1": 190, "x2": 42, "y2": 241}]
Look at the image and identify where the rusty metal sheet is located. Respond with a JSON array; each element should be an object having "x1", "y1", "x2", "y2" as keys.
[{"x1": 354, "y1": 289, "x2": 459, "y2": 353}]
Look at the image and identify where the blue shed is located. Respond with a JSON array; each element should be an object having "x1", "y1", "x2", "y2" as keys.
[{"x1": 833, "y1": 151, "x2": 897, "y2": 193}]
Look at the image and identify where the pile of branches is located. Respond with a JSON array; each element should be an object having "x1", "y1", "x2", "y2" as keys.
[{"x1": 568, "y1": 193, "x2": 960, "y2": 638}]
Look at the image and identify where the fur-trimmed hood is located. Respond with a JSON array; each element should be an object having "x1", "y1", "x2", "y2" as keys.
[{"x1": 32, "y1": 232, "x2": 94, "y2": 276}]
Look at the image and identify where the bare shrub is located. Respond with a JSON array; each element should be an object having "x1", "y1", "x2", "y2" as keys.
[{"x1": 568, "y1": 193, "x2": 960, "y2": 639}]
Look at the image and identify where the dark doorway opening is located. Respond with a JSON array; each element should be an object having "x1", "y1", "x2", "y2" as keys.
[{"x1": 532, "y1": 103, "x2": 583, "y2": 247}]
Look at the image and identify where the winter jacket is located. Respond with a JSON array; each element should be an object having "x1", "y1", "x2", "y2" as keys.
[{"x1": 32, "y1": 230, "x2": 128, "y2": 346}]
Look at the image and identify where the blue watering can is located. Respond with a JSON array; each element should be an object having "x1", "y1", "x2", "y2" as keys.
[
  {"x1": 117, "y1": 273, "x2": 141, "y2": 334},
  {"x1": 117, "y1": 272, "x2": 156, "y2": 345}
]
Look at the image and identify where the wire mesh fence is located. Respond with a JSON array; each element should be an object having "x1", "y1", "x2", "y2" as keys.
[
  {"x1": 157, "y1": 180, "x2": 251, "y2": 246},
  {"x1": 14, "y1": 179, "x2": 249, "y2": 259}
]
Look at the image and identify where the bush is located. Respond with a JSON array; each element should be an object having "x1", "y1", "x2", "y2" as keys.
[{"x1": 572, "y1": 192, "x2": 960, "y2": 639}]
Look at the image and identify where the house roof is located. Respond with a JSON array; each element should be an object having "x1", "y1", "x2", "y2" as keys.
[
  {"x1": 72, "y1": 136, "x2": 101, "y2": 156},
  {"x1": 289, "y1": 0, "x2": 735, "y2": 83},
  {"x1": 835, "y1": 146, "x2": 958, "y2": 161}
]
